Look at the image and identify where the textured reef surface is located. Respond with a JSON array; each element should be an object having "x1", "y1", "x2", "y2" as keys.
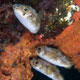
[{"x1": 0, "y1": 0, "x2": 80, "y2": 80}]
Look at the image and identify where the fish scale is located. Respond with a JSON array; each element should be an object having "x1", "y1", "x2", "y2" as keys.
[
  {"x1": 36, "y1": 46, "x2": 73, "y2": 68},
  {"x1": 13, "y1": 4, "x2": 40, "y2": 34},
  {"x1": 30, "y1": 58, "x2": 63, "y2": 80}
]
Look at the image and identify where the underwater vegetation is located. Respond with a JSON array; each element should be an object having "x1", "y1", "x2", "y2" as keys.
[{"x1": 0, "y1": 0, "x2": 80, "y2": 80}]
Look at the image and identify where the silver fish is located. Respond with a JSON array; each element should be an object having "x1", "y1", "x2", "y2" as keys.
[
  {"x1": 36, "y1": 46, "x2": 73, "y2": 68},
  {"x1": 13, "y1": 4, "x2": 40, "y2": 34},
  {"x1": 30, "y1": 57, "x2": 63, "y2": 80}
]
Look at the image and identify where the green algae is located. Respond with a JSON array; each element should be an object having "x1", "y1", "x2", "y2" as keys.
[{"x1": 37, "y1": 0, "x2": 79, "y2": 38}]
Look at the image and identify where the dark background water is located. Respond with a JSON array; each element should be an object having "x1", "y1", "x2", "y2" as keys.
[{"x1": 31, "y1": 66, "x2": 80, "y2": 80}]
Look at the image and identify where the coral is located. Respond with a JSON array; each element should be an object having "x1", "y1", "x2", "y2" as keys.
[
  {"x1": 53, "y1": 0, "x2": 80, "y2": 70},
  {"x1": 0, "y1": 0, "x2": 80, "y2": 80},
  {"x1": 54, "y1": 11, "x2": 80, "y2": 70},
  {"x1": 0, "y1": 32, "x2": 54, "y2": 80},
  {"x1": 0, "y1": 63, "x2": 32, "y2": 80}
]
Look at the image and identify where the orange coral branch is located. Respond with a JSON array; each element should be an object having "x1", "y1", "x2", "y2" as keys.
[
  {"x1": 1, "y1": 1, "x2": 80, "y2": 80},
  {"x1": 54, "y1": 9, "x2": 80, "y2": 70}
]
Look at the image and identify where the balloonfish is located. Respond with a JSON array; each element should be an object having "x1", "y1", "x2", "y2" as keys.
[
  {"x1": 36, "y1": 46, "x2": 73, "y2": 68},
  {"x1": 30, "y1": 57, "x2": 63, "y2": 80},
  {"x1": 13, "y1": 4, "x2": 41, "y2": 34}
]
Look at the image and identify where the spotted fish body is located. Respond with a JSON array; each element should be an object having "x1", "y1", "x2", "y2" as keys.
[
  {"x1": 36, "y1": 46, "x2": 72, "y2": 68},
  {"x1": 30, "y1": 58, "x2": 63, "y2": 80},
  {"x1": 13, "y1": 4, "x2": 40, "y2": 34}
]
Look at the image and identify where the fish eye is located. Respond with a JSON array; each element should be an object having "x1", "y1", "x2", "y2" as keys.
[
  {"x1": 24, "y1": 8, "x2": 27, "y2": 11},
  {"x1": 35, "y1": 61, "x2": 38, "y2": 64},
  {"x1": 37, "y1": 47, "x2": 41, "y2": 53},
  {"x1": 37, "y1": 47, "x2": 41, "y2": 51}
]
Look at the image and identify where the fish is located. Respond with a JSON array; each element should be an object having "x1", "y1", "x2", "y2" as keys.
[
  {"x1": 36, "y1": 45, "x2": 73, "y2": 68},
  {"x1": 13, "y1": 4, "x2": 41, "y2": 34},
  {"x1": 30, "y1": 57, "x2": 63, "y2": 80}
]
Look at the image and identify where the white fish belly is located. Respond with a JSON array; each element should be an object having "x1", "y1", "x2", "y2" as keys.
[
  {"x1": 36, "y1": 47, "x2": 72, "y2": 68},
  {"x1": 30, "y1": 58, "x2": 63, "y2": 80}
]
